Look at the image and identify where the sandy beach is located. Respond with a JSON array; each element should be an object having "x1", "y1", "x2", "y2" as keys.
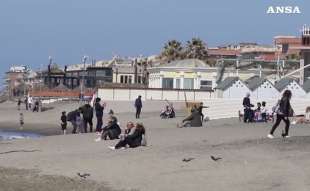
[{"x1": 1, "y1": 101, "x2": 310, "y2": 191}]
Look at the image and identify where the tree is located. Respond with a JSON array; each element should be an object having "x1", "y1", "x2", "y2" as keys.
[
  {"x1": 160, "y1": 40, "x2": 183, "y2": 62},
  {"x1": 185, "y1": 38, "x2": 208, "y2": 60}
]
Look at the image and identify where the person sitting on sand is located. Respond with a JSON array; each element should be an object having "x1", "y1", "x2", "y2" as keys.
[
  {"x1": 254, "y1": 102, "x2": 263, "y2": 122},
  {"x1": 178, "y1": 109, "x2": 202, "y2": 128},
  {"x1": 261, "y1": 101, "x2": 268, "y2": 122},
  {"x1": 108, "y1": 122, "x2": 146, "y2": 150},
  {"x1": 293, "y1": 106, "x2": 310, "y2": 124},
  {"x1": 160, "y1": 105, "x2": 175, "y2": 119},
  {"x1": 95, "y1": 115, "x2": 121, "y2": 141}
]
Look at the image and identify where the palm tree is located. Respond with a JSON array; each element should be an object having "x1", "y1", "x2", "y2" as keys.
[
  {"x1": 160, "y1": 40, "x2": 184, "y2": 62},
  {"x1": 185, "y1": 38, "x2": 208, "y2": 60}
]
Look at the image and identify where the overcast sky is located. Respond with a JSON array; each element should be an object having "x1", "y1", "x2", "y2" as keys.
[{"x1": 0, "y1": 0, "x2": 309, "y2": 87}]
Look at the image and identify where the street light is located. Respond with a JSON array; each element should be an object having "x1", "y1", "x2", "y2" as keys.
[{"x1": 80, "y1": 55, "x2": 88, "y2": 101}]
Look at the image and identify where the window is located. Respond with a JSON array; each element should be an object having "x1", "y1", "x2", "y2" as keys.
[
  {"x1": 176, "y1": 79, "x2": 180, "y2": 89},
  {"x1": 129, "y1": 76, "x2": 132, "y2": 84},
  {"x1": 96, "y1": 70, "x2": 106, "y2": 77},
  {"x1": 184, "y1": 78, "x2": 194, "y2": 89},
  {"x1": 162, "y1": 78, "x2": 174, "y2": 89},
  {"x1": 120, "y1": 76, "x2": 124, "y2": 83},
  {"x1": 200, "y1": 80, "x2": 212, "y2": 90},
  {"x1": 125, "y1": 76, "x2": 128, "y2": 83}
]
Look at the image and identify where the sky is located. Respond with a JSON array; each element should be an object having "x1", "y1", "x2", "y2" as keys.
[{"x1": 0, "y1": 0, "x2": 309, "y2": 87}]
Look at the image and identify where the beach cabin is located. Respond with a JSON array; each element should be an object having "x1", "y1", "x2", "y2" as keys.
[
  {"x1": 215, "y1": 77, "x2": 250, "y2": 98},
  {"x1": 245, "y1": 76, "x2": 279, "y2": 99},
  {"x1": 274, "y1": 78, "x2": 306, "y2": 98},
  {"x1": 303, "y1": 80, "x2": 310, "y2": 98}
]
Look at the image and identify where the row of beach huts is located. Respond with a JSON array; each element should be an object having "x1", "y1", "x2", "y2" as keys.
[{"x1": 215, "y1": 76, "x2": 310, "y2": 99}]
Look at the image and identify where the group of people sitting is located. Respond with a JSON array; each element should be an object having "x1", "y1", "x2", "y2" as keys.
[
  {"x1": 160, "y1": 105, "x2": 175, "y2": 119},
  {"x1": 62, "y1": 98, "x2": 147, "y2": 150},
  {"x1": 94, "y1": 111, "x2": 147, "y2": 150},
  {"x1": 242, "y1": 93, "x2": 271, "y2": 123}
]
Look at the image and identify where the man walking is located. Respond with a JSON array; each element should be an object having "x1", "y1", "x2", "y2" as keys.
[{"x1": 135, "y1": 95, "x2": 143, "y2": 119}]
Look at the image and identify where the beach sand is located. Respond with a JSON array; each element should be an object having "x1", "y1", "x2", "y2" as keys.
[{"x1": 1, "y1": 101, "x2": 310, "y2": 191}]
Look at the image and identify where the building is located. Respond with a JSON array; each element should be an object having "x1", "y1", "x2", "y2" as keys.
[
  {"x1": 215, "y1": 77, "x2": 250, "y2": 98},
  {"x1": 274, "y1": 78, "x2": 306, "y2": 98},
  {"x1": 111, "y1": 57, "x2": 146, "y2": 85},
  {"x1": 5, "y1": 66, "x2": 37, "y2": 97},
  {"x1": 65, "y1": 60, "x2": 113, "y2": 89},
  {"x1": 148, "y1": 59, "x2": 270, "y2": 90},
  {"x1": 148, "y1": 59, "x2": 214, "y2": 90},
  {"x1": 244, "y1": 76, "x2": 279, "y2": 99},
  {"x1": 303, "y1": 79, "x2": 310, "y2": 98}
]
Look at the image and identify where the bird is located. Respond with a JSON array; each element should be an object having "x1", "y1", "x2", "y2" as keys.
[
  {"x1": 210, "y1": 155, "x2": 222, "y2": 161},
  {"x1": 77, "y1": 173, "x2": 91, "y2": 179},
  {"x1": 182, "y1": 157, "x2": 195, "y2": 162}
]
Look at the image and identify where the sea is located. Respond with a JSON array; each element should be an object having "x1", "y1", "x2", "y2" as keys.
[{"x1": 0, "y1": 131, "x2": 41, "y2": 141}]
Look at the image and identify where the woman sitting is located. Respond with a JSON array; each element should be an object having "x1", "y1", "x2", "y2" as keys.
[
  {"x1": 160, "y1": 105, "x2": 175, "y2": 119},
  {"x1": 95, "y1": 115, "x2": 121, "y2": 141},
  {"x1": 109, "y1": 122, "x2": 146, "y2": 150},
  {"x1": 293, "y1": 107, "x2": 310, "y2": 124}
]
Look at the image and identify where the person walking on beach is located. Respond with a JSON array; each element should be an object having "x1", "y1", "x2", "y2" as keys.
[
  {"x1": 268, "y1": 90, "x2": 293, "y2": 139},
  {"x1": 95, "y1": 98, "x2": 104, "y2": 132},
  {"x1": 81, "y1": 103, "x2": 93, "y2": 133},
  {"x1": 19, "y1": 113, "x2": 24, "y2": 130},
  {"x1": 243, "y1": 93, "x2": 254, "y2": 123},
  {"x1": 24, "y1": 97, "x2": 28, "y2": 110},
  {"x1": 17, "y1": 99, "x2": 21, "y2": 110},
  {"x1": 134, "y1": 95, "x2": 142, "y2": 119},
  {"x1": 61, "y1": 111, "x2": 67, "y2": 135}
]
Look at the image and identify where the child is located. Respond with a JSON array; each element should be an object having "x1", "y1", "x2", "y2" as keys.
[
  {"x1": 17, "y1": 99, "x2": 21, "y2": 110},
  {"x1": 261, "y1": 101, "x2": 268, "y2": 122},
  {"x1": 19, "y1": 113, "x2": 24, "y2": 130},
  {"x1": 61, "y1": 111, "x2": 67, "y2": 135},
  {"x1": 76, "y1": 112, "x2": 84, "y2": 134}
]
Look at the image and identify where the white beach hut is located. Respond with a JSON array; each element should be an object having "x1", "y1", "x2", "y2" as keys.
[
  {"x1": 215, "y1": 77, "x2": 250, "y2": 98},
  {"x1": 274, "y1": 78, "x2": 306, "y2": 98},
  {"x1": 245, "y1": 76, "x2": 279, "y2": 99}
]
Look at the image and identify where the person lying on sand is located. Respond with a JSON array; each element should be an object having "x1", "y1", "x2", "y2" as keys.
[{"x1": 177, "y1": 109, "x2": 202, "y2": 128}]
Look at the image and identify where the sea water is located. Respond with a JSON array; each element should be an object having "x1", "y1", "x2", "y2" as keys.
[{"x1": 0, "y1": 131, "x2": 41, "y2": 141}]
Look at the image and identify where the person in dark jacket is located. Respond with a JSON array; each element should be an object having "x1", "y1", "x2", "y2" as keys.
[
  {"x1": 243, "y1": 93, "x2": 254, "y2": 123},
  {"x1": 80, "y1": 103, "x2": 93, "y2": 133},
  {"x1": 268, "y1": 90, "x2": 293, "y2": 139},
  {"x1": 94, "y1": 98, "x2": 104, "y2": 132},
  {"x1": 197, "y1": 102, "x2": 209, "y2": 121},
  {"x1": 134, "y1": 95, "x2": 142, "y2": 119},
  {"x1": 101, "y1": 116, "x2": 121, "y2": 140},
  {"x1": 61, "y1": 111, "x2": 67, "y2": 135},
  {"x1": 178, "y1": 109, "x2": 202, "y2": 128},
  {"x1": 24, "y1": 97, "x2": 28, "y2": 110},
  {"x1": 67, "y1": 109, "x2": 79, "y2": 134},
  {"x1": 17, "y1": 99, "x2": 21, "y2": 110},
  {"x1": 109, "y1": 122, "x2": 145, "y2": 150}
]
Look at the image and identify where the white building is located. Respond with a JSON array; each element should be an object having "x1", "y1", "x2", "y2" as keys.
[
  {"x1": 245, "y1": 76, "x2": 279, "y2": 99},
  {"x1": 148, "y1": 59, "x2": 264, "y2": 91},
  {"x1": 215, "y1": 77, "x2": 250, "y2": 98},
  {"x1": 275, "y1": 78, "x2": 306, "y2": 98}
]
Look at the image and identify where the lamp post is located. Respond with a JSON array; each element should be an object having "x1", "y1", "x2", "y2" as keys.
[{"x1": 80, "y1": 55, "x2": 88, "y2": 101}]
